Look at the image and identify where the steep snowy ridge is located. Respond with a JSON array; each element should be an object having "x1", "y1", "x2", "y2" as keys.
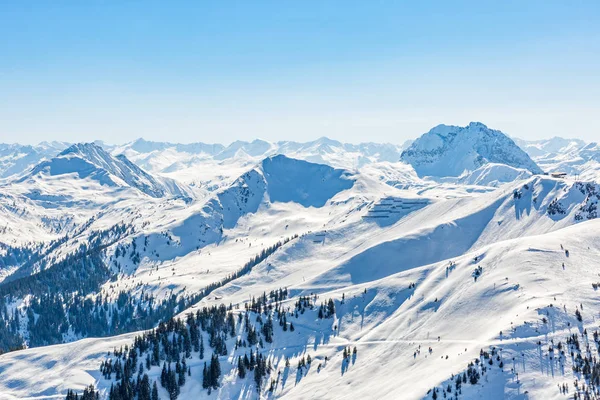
[
  {"x1": 261, "y1": 155, "x2": 355, "y2": 207},
  {"x1": 142, "y1": 155, "x2": 356, "y2": 252},
  {"x1": 402, "y1": 122, "x2": 543, "y2": 177},
  {"x1": 20, "y1": 143, "x2": 189, "y2": 199},
  {"x1": 205, "y1": 155, "x2": 356, "y2": 230}
]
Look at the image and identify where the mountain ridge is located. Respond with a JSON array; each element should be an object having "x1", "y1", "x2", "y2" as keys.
[{"x1": 17, "y1": 142, "x2": 189, "y2": 199}]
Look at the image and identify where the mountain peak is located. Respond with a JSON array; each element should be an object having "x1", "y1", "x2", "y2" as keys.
[
  {"x1": 315, "y1": 136, "x2": 339, "y2": 144},
  {"x1": 467, "y1": 121, "x2": 488, "y2": 129},
  {"x1": 428, "y1": 122, "x2": 489, "y2": 137},
  {"x1": 259, "y1": 154, "x2": 355, "y2": 207},
  {"x1": 401, "y1": 122, "x2": 543, "y2": 177},
  {"x1": 60, "y1": 142, "x2": 104, "y2": 157}
]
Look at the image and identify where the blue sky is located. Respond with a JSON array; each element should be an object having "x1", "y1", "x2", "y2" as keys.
[{"x1": 0, "y1": 1, "x2": 598, "y2": 145}]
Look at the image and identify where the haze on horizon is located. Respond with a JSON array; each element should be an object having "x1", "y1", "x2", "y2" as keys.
[{"x1": 1, "y1": 1, "x2": 598, "y2": 145}]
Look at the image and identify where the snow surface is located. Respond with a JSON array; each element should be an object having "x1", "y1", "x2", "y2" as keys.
[{"x1": 0, "y1": 126, "x2": 599, "y2": 400}]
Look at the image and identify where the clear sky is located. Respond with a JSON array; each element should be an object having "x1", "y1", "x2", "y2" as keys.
[{"x1": 1, "y1": 1, "x2": 598, "y2": 145}]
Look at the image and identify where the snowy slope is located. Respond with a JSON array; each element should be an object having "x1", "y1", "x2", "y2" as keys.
[
  {"x1": 0, "y1": 129, "x2": 599, "y2": 400},
  {"x1": 0, "y1": 171, "x2": 598, "y2": 399},
  {"x1": 0, "y1": 154, "x2": 598, "y2": 399},
  {"x1": 402, "y1": 122, "x2": 543, "y2": 177},
  {"x1": 0, "y1": 154, "x2": 362, "y2": 320},
  {"x1": 455, "y1": 163, "x2": 533, "y2": 187}
]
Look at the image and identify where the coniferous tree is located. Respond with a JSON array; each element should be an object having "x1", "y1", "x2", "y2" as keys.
[
  {"x1": 202, "y1": 362, "x2": 210, "y2": 389},
  {"x1": 254, "y1": 363, "x2": 262, "y2": 392},
  {"x1": 151, "y1": 382, "x2": 159, "y2": 400},
  {"x1": 161, "y1": 362, "x2": 168, "y2": 388},
  {"x1": 199, "y1": 335, "x2": 204, "y2": 360},
  {"x1": 168, "y1": 366, "x2": 179, "y2": 399},
  {"x1": 238, "y1": 356, "x2": 246, "y2": 378},
  {"x1": 210, "y1": 354, "x2": 221, "y2": 388},
  {"x1": 139, "y1": 374, "x2": 151, "y2": 400}
]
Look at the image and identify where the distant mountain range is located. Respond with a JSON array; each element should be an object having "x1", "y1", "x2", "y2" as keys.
[{"x1": 1, "y1": 123, "x2": 598, "y2": 187}]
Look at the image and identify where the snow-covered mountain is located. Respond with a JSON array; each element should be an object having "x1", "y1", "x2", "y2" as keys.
[
  {"x1": 513, "y1": 136, "x2": 586, "y2": 159},
  {"x1": 0, "y1": 125, "x2": 599, "y2": 400},
  {"x1": 532, "y1": 142, "x2": 600, "y2": 180},
  {"x1": 17, "y1": 143, "x2": 189, "y2": 199},
  {"x1": 513, "y1": 137, "x2": 600, "y2": 181},
  {"x1": 0, "y1": 156, "x2": 598, "y2": 399},
  {"x1": 0, "y1": 141, "x2": 69, "y2": 179},
  {"x1": 401, "y1": 122, "x2": 543, "y2": 177},
  {"x1": 114, "y1": 137, "x2": 403, "y2": 182},
  {"x1": 122, "y1": 138, "x2": 225, "y2": 156}
]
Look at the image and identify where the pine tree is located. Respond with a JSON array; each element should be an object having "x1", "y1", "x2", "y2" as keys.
[
  {"x1": 254, "y1": 363, "x2": 262, "y2": 392},
  {"x1": 139, "y1": 374, "x2": 151, "y2": 400},
  {"x1": 199, "y1": 335, "x2": 204, "y2": 360},
  {"x1": 238, "y1": 356, "x2": 246, "y2": 378},
  {"x1": 151, "y1": 382, "x2": 159, "y2": 400},
  {"x1": 168, "y1": 368, "x2": 179, "y2": 399},
  {"x1": 161, "y1": 362, "x2": 168, "y2": 388},
  {"x1": 210, "y1": 354, "x2": 221, "y2": 388},
  {"x1": 202, "y1": 362, "x2": 210, "y2": 389},
  {"x1": 178, "y1": 362, "x2": 186, "y2": 386},
  {"x1": 327, "y1": 299, "x2": 335, "y2": 317}
]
